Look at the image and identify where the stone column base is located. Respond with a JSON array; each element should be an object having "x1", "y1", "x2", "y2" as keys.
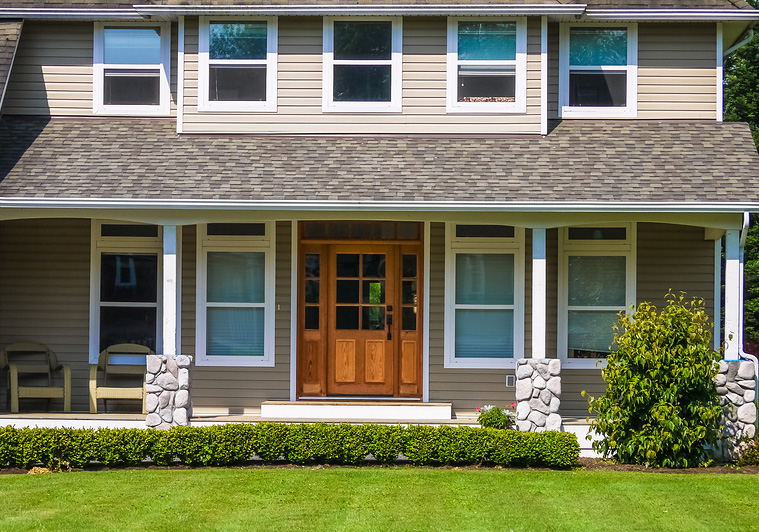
[
  {"x1": 145, "y1": 355, "x2": 192, "y2": 429},
  {"x1": 514, "y1": 359, "x2": 562, "y2": 432},
  {"x1": 717, "y1": 360, "x2": 757, "y2": 461}
]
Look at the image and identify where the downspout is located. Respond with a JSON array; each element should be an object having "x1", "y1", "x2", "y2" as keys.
[
  {"x1": 737, "y1": 211, "x2": 759, "y2": 433},
  {"x1": 724, "y1": 28, "x2": 755, "y2": 57}
]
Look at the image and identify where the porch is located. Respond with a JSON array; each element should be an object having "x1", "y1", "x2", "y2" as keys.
[{"x1": 0, "y1": 213, "x2": 743, "y2": 434}]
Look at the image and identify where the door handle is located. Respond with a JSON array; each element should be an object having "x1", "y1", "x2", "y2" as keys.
[{"x1": 387, "y1": 315, "x2": 393, "y2": 325}]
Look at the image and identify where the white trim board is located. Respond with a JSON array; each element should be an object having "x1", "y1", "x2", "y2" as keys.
[{"x1": 260, "y1": 402, "x2": 452, "y2": 421}]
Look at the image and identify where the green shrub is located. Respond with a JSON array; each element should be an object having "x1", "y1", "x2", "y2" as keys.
[
  {"x1": 738, "y1": 436, "x2": 759, "y2": 466},
  {"x1": 0, "y1": 422, "x2": 579, "y2": 469},
  {"x1": 477, "y1": 405, "x2": 515, "y2": 430},
  {"x1": 587, "y1": 293, "x2": 723, "y2": 468}
]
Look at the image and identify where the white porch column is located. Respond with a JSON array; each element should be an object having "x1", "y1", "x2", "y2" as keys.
[
  {"x1": 162, "y1": 225, "x2": 182, "y2": 355},
  {"x1": 532, "y1": 228, "x2": 547, "y2": 359},
  {"x1": 724, "y1": 229, "x2": 740, "y2": 360}
]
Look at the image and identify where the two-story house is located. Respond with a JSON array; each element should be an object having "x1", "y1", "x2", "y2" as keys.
[{"x1": 0, "y1": 0, "x2": 758, "y2": 431}]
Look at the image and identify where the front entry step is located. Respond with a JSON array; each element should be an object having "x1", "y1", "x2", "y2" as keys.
[{"x1": 260, "y1": 401, "x2": 452, "y2": 422}]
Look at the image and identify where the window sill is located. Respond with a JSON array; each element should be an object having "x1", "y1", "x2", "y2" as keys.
[
  {"x1": 94, "y1": 106, "x2": 171, "y2": 116},
  {"x1": 444, "y1": 358, "x2": 517, "y2": 370},
  {"x1": 198, "y1": 102, "x2": 277, "y2": 113},
  {"x1": 560, "y1": 106, "x2": 637, "y2": 119},
  {"x1": 447, "y1": 103, "x2": 526, "y2": 114},
  {"x1": 195, "y1": 356, "x2": 276, "y2": 368},
  {"x1": 322, "y1": 102, "x2": 402, "y2": 113},
  {"x1": 561, "y1": 358, "x2": 608, "y2": 370}
]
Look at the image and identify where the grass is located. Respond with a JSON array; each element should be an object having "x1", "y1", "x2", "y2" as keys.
[{"x1": 0, "y1": 467, "x2": 758, "y2": 532}]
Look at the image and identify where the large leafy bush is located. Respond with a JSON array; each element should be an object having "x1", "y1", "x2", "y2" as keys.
[{"x1": 587, "y1": 293, "x2": 722, "y2": 468}]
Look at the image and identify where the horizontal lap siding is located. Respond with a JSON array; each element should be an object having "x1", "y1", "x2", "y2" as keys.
[
  {"x1": 0, "y1": 219, "x2": 91, "y2": 412},
  {"x1": 638, "y1": 23, "x2": 717, "y2": 119},
  {"x1": 182, "y1": 16, "x2": 542, "y2": 134},
  {"x1": 189, "y1": 221, "x2": 291, "y2": 414},
  {"x1": 428, "y1": 222, "x2": 516, "y2": 410},
  {"x1": 4, "y1": 21, "x2": 178, "y2": 116},
  {"x1": 561, "y1": 223, "x2": 716, "y2": 417}
]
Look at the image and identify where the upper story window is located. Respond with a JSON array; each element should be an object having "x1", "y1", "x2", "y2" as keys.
[
  {"x1": 559, "y1": 24, "x2": 637, "y2": 118},
  {"x1": 446, "y1": 18, "x2": 527, "y2": 114},
  {"x1": 198, "y1": 17, "x2": 278, "y2": 112},
  {"x1": 323, "y1": 17, "x2": 402, "y2": 113},
  {"x1": 444, "y1": 224, "x2": 525, "y2": 369},
  {"x1": 93, "y1": 22, "x2": 171, "y2": 115}
]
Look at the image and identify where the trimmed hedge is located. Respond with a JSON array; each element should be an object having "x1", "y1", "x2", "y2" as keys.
[{"x1": 0, "y1": 423, "x2": 579, "y2": 469}]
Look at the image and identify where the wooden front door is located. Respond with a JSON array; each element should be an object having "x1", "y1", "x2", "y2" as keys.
[{"x1": 297, "y1": 229, "x2": 422, "y2": 398}]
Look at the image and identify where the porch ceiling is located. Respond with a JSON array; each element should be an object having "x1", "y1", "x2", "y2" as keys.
[{"x1": 0, "y1": 117, "x2": 758, "y2": 206}]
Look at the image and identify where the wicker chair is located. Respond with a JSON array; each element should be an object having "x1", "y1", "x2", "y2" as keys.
[
  {"x1": 0, "y1": 343, "x2": 71, "y2": 413},
  {"x1": 89, "y1": 343, "x2": 153, "y2": 414}
]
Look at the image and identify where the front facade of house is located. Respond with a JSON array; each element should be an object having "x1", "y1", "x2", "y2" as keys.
[{"x1": 1, "y1": 0, "x2": 758, "y2": 425}]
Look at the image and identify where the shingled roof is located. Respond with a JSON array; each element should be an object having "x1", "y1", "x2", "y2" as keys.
[
  {"x1": 0, "y1": 0, "x2": 753, "y2": 10},
  {"x1": 0, "y1": 117, "x2": 757, "y2": 205},
  {"x1": 0, "y1": 20, "x2": 22, "y2": 108}
]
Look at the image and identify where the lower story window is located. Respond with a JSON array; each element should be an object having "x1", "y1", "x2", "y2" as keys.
[{"x1": 196, "y1": 223, "x2": 275, "y2": 366}]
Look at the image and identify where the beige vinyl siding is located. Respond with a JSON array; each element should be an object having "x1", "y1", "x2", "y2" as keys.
[
  {"x1": 561, "y1": 222, "x2": 717, "y2": 416},
  {"x1": 0, "y1": 219, "x2": 91, "y2": 412},
  {"x1": 547, "y1": 23, "x2": 559, "y2": 120},
  {"x1": 3, "y1": 21, "x2": 178, "y2": 116},
  {"x1": 182, "y1": 16, "x2": 542, "y2": 134},
  {"x1": 189, "y1": 221, "x2": 291, "y2": 414},
  {"x1": 428, "y1": 223, "x2": 516, "y2": 410},
  {"x1": 638, "y1": 23, "x2": 717, "y2": 119}
]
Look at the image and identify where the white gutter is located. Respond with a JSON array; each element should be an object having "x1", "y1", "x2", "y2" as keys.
[
  {"x1": 1, "y1": 198, "x2": 758, "y2": 213},
  {"x1": 737, "y1": 212, "x2": 759, "y2": 432},
  {"x1": 586, "y1": 9, "x2": 759, "y2": 21},
  {"x1": 0, "y1": 8, "x2": 143, "y2": 20},
  {"x1": 725, "y1": 29, "x2": 755, "y2": 57},
  {"x1": 134, "y1": 3, "x2": 587, "y2": 17}
]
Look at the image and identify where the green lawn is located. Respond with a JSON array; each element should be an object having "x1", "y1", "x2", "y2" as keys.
[{"x1": 0, "y1": 467, "x2": 757, "y2": 532}]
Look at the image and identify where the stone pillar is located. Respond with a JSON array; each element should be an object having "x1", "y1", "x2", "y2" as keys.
[
  {"x1": 515, "y1": 359, "x2": 562, "y2": 432},
  {"x1": 145, "y1": 354, "x2": 192, "y2": 429},
  {"x1": 717, "y1": 360, "x2": 757, "y2": 460}
]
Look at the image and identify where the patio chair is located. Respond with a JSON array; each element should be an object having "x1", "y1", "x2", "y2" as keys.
[
  {"x1": 0, "y1": 342, "x2": 71, "y2": 413},
  {"x1": 89, "y1": 343, "x2": 153, "y2": 414}
]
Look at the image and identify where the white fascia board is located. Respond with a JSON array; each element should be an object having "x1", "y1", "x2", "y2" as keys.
[
  {"x1": 585, "y1": 9, "x2": 759, "y2": 21},
  {"x1": 0, "y1": 8, "x2": 143, "y2": 19},
  {"x1": 1, "y1": 198, "x2": 758, "y2": 213},
  {"x1": 134, "y1": 4, "x2": 587, "y2": 17}
]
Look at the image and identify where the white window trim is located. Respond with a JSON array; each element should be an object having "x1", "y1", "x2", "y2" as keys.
[
  {"x1": 93, "y1": 21, "x2": 171, "y2": 116},
  {"x1": 198, "y1": 16, "x2": 278, "y2": 113},
  {"x1": 558, "y1": 223, "x2": 636, "y2": 369},
  {"x1": 322, "y1": 16, "x2": 402, "y2": 113},
  {"x1": 195, "y1": 222, "x2": 276, "y2": 367},
  {"x1": 89, "y1": 220, "x2": 163, "y2": 364},
  {"x1": 559, "y1": 23, "x2": 638, "y2": 118},
  {"x1": 444, "y1": 223, "x2": 525, "y2": 369},
  {"x1": 446, "y1": 17, "x2": 527, "y2": 114}
]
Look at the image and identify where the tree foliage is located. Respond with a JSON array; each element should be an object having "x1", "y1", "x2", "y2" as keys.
[{"x1": 588, "y1": 294, "x2": 722, "y2": 468}]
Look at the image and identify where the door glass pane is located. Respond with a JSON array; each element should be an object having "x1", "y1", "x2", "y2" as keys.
[
  {"x1": 402, "y1": 281, "x2": 417, "y2": 305},
  {"x1": 209, "y1": 66, "x2": 266, "y2": 101},
  {"x1": 362, "y1": 281, "x2": 385, "y2": 304},
  {"x1": 101, "y1": 253, "x2": 158, "y2": 303},
  {"x1": 209, "y1": 22, "x2": 267, "y2": 60},
  {"x1": 455, "y1": 309, "x2": 513, "y2": 358},
  {"x1": 568, "y1": 256, "x2": 626, "y2": 306},
  {"x1": 305, "y1": 306, "x2": 319, "y2": 330},
  {"x1": 104, "y1": 28, "x2": 162, "y2": 64},
  {"x1": 207, "y1": 252, "x2": 265, "y2": 303},
  {"x1": 569, "y1": 71, "x2": 627, "y2": 107},
  {"x1": 99, "y1": 306, "x2": 156, "y2": 352},
  {"x1": 402, "y1": 255, "x2": 417, "y2": 278},
  {"x1": 207, "y1": 308, "x2": 264, "y2": 356},
  {"x1": 333, "y1": 65, "x2": 392, "y2": 102},
  {"x1": 336, "y1": 254, "x2": 359, "y2": 277},
  {"x1": 569, "y1": 28, "x2": 627, "y2": 66},
  {"x1": 336, "y1": 306, "x2": 359, "y2": 330},
  {"x1": 336, "y1": 280, "x2": 359, "y2": 304},
  {"x1": 456, "y1": 254, "x2": 514, "y2": 305},
  {"x1": 568, "y1": 310, "x2": 618, "y2": 354},
  {"x1": 305, "y1": 254, "x2": 320, "y2": 277},
  {"x1": 362, "y1": 307, "x2": 385, "y2": 330},
  {"x1": 402, "y1": 307, "x2": 417, "y2": 331},
  {"x1": 334, "y1": 21, "x2": 392, "y2": 60},
  {"x1": 305, "y1": 280, "x2": 319, "y2": 304},
  {"x1": 362, "y1": 254, "x2": 386, "y2": 278},
  {"x1": 458, "y1": 22, "x2": 516, "y2": 61}
]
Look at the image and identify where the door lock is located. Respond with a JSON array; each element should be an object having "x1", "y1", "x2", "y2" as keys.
[{"x1": 387, "y1": 315, "x2": 393, "y2": 325}]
